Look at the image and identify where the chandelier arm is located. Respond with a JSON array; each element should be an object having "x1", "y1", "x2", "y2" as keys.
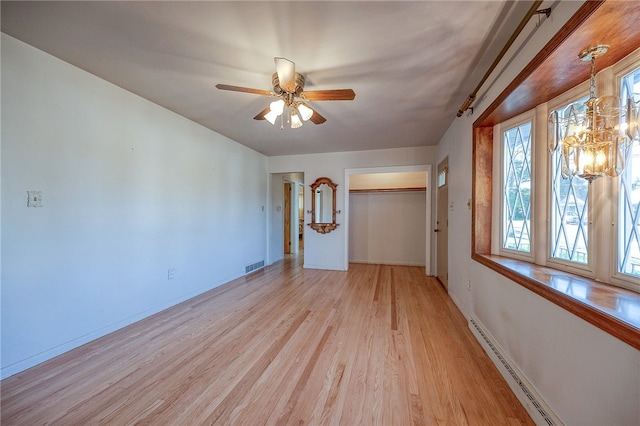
[{"x1": 589, "y1": 56, "x2": 597, "y2": 99}]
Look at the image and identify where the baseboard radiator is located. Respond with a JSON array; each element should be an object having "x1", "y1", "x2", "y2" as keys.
[
  {"x1": 469, "y1": 317, "x2": 562, "y2": 426},
  {"x1": 245, "y1": 260, "x2": 265, "y2": 274}
]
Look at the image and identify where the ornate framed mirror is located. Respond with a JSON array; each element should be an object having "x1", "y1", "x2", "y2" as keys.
[{"x1": 308, "y1": 177, "x2": 338, "y2": 234}]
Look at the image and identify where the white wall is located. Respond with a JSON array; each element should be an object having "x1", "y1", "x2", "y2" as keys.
[
  {"x1": 1, "y1": 35, "x2": 268, "y2": 378},
  {"x1": 269, "y1": 147, "x2": 436, "y2": 271},
  {"x1": 349, "y1": 191, "x2": 426, "y2": 266},
  {"x1": 437, "y1": 1, "x2": 640, "y2": 424}
]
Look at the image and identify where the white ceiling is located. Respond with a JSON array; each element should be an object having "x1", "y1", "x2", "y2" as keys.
[{"x1": 1, "y1": 1, "x2": 535, "y2": 157}]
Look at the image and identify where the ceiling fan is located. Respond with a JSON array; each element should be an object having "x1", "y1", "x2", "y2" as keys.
[{"x1": 216, "y1": 57, "x2": 356, "y2": 129}]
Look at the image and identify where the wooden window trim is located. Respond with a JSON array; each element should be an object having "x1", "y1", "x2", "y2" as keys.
[{"x1": 471, "y1": 0, "x2": 640, "y2": 350}]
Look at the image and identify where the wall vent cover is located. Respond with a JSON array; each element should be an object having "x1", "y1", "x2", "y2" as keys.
[{"x1": 245, "y1": 261, "x2": 265, "y2": 274}]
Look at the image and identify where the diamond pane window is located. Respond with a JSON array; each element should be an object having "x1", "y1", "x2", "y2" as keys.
[
  {"x1": 550, "y1": 97, "x2": 590, "y2": 264},
  {"x1": 503, "y1": 121, "x2": 532, "y2": 253},
  {"x1": 618, "y1": 66, "x2": 640, "y2": 278}
]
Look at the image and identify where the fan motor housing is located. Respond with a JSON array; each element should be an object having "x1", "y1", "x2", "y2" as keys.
[{"x1": 272, "y1": 72, "x2": 305, "y2": 96}]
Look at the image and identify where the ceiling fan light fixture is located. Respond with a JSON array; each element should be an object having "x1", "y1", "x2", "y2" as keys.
[
  {"x1": 216, "y1": 57, "x2": 355, "y2": 129},
  {"x1": 264, "y1": 110, "x2": 279, "y2": 125},
  {"x1": 290, "y1": 110, "x2": 303, "y2": 129},
  {"x1": 270, "y1": 99, "x2": 285, "y2": 115},
  {"x1": 297, "y1": 103, "x2": 314, "y2": 121}
]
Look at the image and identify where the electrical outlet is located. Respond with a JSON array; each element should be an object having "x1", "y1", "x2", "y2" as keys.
[{"x1": 466, "y1": 280, "x2": 471, "y2": 291}]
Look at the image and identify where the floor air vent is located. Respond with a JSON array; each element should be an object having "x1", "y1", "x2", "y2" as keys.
[
  {"x1": 469, "y1": 317, "x2": 561, "y2": 426},
  {"x1": 245, "y1": 260, "x2": 265, "y2": 274}
]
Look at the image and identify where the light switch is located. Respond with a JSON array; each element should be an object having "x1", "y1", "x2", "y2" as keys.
[{"x1": 27, "y1": 191, "x2": 43, "y2": 207}]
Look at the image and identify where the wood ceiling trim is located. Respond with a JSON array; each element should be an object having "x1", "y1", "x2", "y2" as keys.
[{"x1": 476, "y1": 0, "x2": 640, "y2": 127}]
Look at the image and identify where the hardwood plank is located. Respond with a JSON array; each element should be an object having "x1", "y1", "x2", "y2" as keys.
[{"x1": 1, "y1": 256, "x2": 534, "y2": 425}]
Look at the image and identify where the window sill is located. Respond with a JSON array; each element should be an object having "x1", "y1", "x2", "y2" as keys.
[{"x1": 472, "y1": 253, "x2": 640, "y2": 350}]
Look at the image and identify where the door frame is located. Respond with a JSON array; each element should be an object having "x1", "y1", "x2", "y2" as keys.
[{"x1": 436, "y1": 157, "x2": 449, "y2": 289}]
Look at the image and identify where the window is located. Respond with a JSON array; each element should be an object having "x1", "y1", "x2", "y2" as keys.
[
  {"x1": 550, "y1": 96, "x2": 590, "y2": 265},
  {"x1": 502, "y1": 120, "x2": 532, "y2": 254},
  {"x1": 492, "y1": 51, "x2": 640, "y2": 292},
  {"x1": 437, "y1": 168, "x2": 447, "y2": 188},
  {"x1": 618, "y1": 66, "x2": 640, "y2": 279}
]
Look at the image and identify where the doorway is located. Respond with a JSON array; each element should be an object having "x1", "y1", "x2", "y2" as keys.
[
  {"x1": 344, "y1": 165, "x2": 432, "y2": 274},
  {"x1": 268, "y1": 173, "x2": 304, "y2": 266},
  {"x1": 282, "y1": 174, "x2": 304, "y2": 258},
  {"x1": 284, "y1": 182, "x2": 292, "y2": 254}
]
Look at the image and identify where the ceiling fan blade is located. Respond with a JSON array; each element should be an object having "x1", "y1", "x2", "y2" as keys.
[
  {"x1": 302, "y1": 89, "x2": 356, "y2": 101},
  {"x1": 253, "y1": 105, "x2": 271, "y2": 120},
  {"x1": 216, "y1": 84, "x2": 274, "y2": 97},
  {"x1": 275, "y1": 57, "x2": 296, "y2": 92},
  {"x1": 309, "y1": 108, "x2": 327, "y2": 125}
]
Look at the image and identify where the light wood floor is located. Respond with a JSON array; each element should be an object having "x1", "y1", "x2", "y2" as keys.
[{"x1": 1, "y1": 255, "x2": 533, "y2": 425}]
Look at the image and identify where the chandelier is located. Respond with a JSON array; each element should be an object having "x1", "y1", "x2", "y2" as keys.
[{"x1": 548, "y1": 45, "x2": 634, "y2": 184}]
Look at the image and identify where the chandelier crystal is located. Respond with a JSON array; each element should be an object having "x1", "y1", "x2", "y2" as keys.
[{"x1": 548, "y1": 45, "x2": 631, "y2": 184}]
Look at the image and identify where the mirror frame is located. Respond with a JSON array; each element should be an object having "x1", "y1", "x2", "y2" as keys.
[{"x1": 308, "y1": 177, "x2": 338, "y2": 234}]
